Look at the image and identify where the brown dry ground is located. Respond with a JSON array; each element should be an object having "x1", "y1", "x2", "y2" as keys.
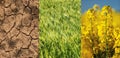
[{"x1": 0, "y1": 0, "x2": 39, "y2": 58}]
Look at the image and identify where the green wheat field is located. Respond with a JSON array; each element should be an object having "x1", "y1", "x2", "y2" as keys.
[{"x1": 39, "y1": 0, "x2": 81, "y2": 58}]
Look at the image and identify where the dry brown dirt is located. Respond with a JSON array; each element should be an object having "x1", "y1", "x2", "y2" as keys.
[{"x1": 0, "y1": 0, "x2": 39, "y2": 58}]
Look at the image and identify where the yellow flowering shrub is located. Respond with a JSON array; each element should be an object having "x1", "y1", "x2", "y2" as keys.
[{"x1": 81, "y1": 4, "x2": 120, "y2": 58}]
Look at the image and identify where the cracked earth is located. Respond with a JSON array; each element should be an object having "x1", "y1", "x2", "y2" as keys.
[{"x1": 0, "y1": 0, "x2": 39, "y2": 58}]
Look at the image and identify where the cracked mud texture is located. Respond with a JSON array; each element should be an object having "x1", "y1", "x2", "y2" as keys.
[{"x1": 0, "y1": 0, "x2": 39, "y2": 58}]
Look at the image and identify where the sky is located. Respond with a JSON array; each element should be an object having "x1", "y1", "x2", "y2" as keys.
[{"x1": 82, "y1": 0, "x2": 120, "y2": 13}]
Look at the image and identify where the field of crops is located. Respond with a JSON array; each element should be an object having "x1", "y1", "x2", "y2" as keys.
[
  {"x1": 81, "y1": 5, "x2": 120, "y2": 58},
  {"x1": 39, "y1": 0, "x2": 81, "y2": 58}
]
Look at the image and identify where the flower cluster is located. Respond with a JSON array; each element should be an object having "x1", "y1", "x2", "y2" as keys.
[{"x1": 81, "y1": 5, "x2": 120, "y2": 58}]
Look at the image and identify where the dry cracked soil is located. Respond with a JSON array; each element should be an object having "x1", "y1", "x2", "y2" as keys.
[{"x1": 0, "y1": 0, "x2": 39, "y2": 58}]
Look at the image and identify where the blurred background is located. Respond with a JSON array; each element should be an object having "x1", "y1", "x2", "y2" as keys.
[{"x1": 82, "y1": 0, "x2": 120, "y2": 13}]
